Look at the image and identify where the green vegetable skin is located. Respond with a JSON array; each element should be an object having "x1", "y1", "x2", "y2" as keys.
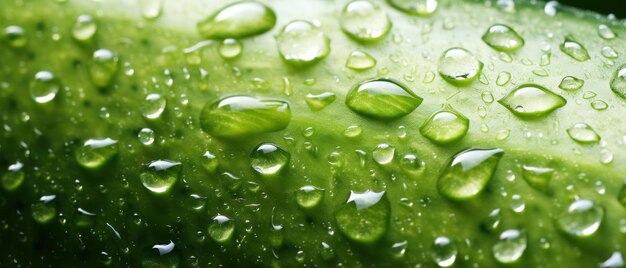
[{"x1": 1, "y1": 0, "x2": 625, "y2": 266}]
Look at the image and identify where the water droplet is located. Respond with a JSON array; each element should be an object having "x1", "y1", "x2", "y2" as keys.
[
  {"x1": 276, "y1": 20, "x2": 330, "y2": 65},
  {"x1": 492, "y1": 229, "x2": 527, "y2": 264},
  {"x1": 218, "y1": 38, "x2": 243, "y2": 59},
  {"x1": 140, "y1": 160, "x2": 181, "y2": 194},
  {"x1": 340, "y1": 1, "x2": 391, "y2": 42},
  {"x1": 510, "y1": 194, "x2": 525, "y2": 213},
  {"x1": 346, "y1": 50, "x2": 377, "y2": 71},
  {"x1": 372, "y1": 143, "x2": 395, "y2": 165},
  {"x1": 566, "y1": 123, "x2": 600, "y2": 144},
  {"x1": 75, "y1": 208, "x2": 96, "y2": 228},
  {"x1": 431, "y1": 236, "x2": 457, "y2": 267},
  {"x1": 202, "y1": 151, "x2": 219, "y2": 173},
  {"x1": 600, "y1": 149, "x2": 613, "y2": 164},
  {"x1": 139, "y1": 0, "x2": 162, "y2": 19},
  {"x1": 32, "y1": 195, "x2": 56, "y2": 224},
  {"x1": 598, "y1": 24, "x2": 616, "y2": 40},
  {"x1": 138, "y1": 128, "x2": 155, "y2": 145},
  {"x1": 197, "y1": 1, "x2": 276, "y2": 39},
  {"x1": 483, "y1": 208, "x2": 501, "y2": 232},
  {"x1": 558, "y1": 76, "x2": 584, "y2": 91},
  {"x1": 521, "y1": 165, "x2": 553, "y2": 193},
  {"x1": 420, "y1": 106, "x2": 469, "y2": 144},
  {"x1": 388, "y1": 0, "x2": 438, "y2": 16},
  {"x1": 560, "y1": 36, "x2": 590, "y2": 62},
  {"x1": 296, "y1": 186, "x2": 324, "y2": 209},
  {"x1": 208, "y1": 214, "x2": 235, "y2": 244},
  {"x1": 498, "y1": 84, "x2": 566, "y2": 118},
  {"x1": 346, "y1": 78, "x2": 423, "y2": 119},
  {"x1": 600, "y1": 252, "x2": 624, "y2": 268},
  {"x1": 344, "y1": 125, "x2": 363, "y2": 138},
  {"x1": 2, "y1": 161, "x2": 24, "y2": 191},
  {"x1": 438, "y1": 148, "x2": 504, "y2": 200},
  {"x1": 220, "y1": 172, "x2": 242, "y2": 192},
  {"x1": 601, "y1": 46, "x2": 618, "y2": 59},
  {"x1": 335, "y1": 190, "x2": 390, "y2": 243},
  {"x1": 141, "y1": 93, "x2": 166, "y2": 119},
  {"x1": 90, "y1": 49, "x2": 119, "y2": 88},
  {"x1": 496, "y1": 72, "x2": 511, "y2": 86},
  {"x1": 481, "y1": 24, "x2": 524, "y2": 52},
  {"x1": 3, "y1": 25, "x2": 27, "y2": 48},
  {"x1": 400, "y1": 154, "x2": 426, "y2": 176},
  {"x1": 305, "y1": 92, "x2": 336, "y2": 111},
  {"x1": 142, "y1": 241, "x2": 179, "y2": 267},
  {"x1": 438, "y1": 47, "x2": 483, "y2": 86},
  {"x1": 72, "y1": 15, "x2": 97, "y2": 41},
  {"x1": 583, "y1": 91, "x2": 597, "y2": 99},
  {"x1": 481, "y1": 92, "x2": 495, "y2": 104},
  {"x1": 391, "y1": 240, "x2": 408, "y2": 258},
  {"x1": 496, "y1": 129, "x2": 511, "y2": 140},
  {"x1": 30, "y1": 71, "x2": 60, "y2": 103},
  {"x1": 610, "y1": 65, "x2": 626, "y2": 99},
  {"x1": 556, "y1": 199, "x2": 604, "y2": 237},
  {"x1": 591, "y1": 100, "x2": 608, "y2": 111},
  {"x1": 75, "y1": 138, "x2": 118, "y2": 169},
  {"x1": 250, "y1": 143, "x2": 290, "y2": 177}
]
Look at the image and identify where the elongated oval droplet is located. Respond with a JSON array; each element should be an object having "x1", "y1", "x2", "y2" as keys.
[
  {"x1": 498, "y1": 84, "x2": 566, "y2": 119},
  {"x1": 75, "y1": 138, "x2": 118, "y2": 169},
  {"x1": 208, "y1": 214, "x2": 235, "y2": 244},
  {"x1": 335, "y1": 190, "x2": 390, "y2": 243},
  {"x1": 345, "y1": 78, "x2": 423, "y2": 120},
  {"x1": 556, "y1": 199, "x2": 604, "y2": 237},
  {"x1": 305, "y1": 92, "x2": 336, "y2": 111},
  {"x1": 250, "y1": 143, "x2": 290, "y2": 177},
  {"x1": 521, "y1": 165, "x2": 553, "y2": 193},
  {"x1": 140, "y1": 160, "x2": 181, "y2": 194},
  {"x1": 437, "y1": 148, "x2": 504, "y2": 200},
  {"x1": 340, "y1": 1, "x2": 391, "y2": 42},
  {"x1": 346, "y1": 50, "x2": 377, "y2": 71},
  {"x1": 296, "y1": 186, "x2": 325, "y2": 209},
  {"x1": 90, "y1": 49, "x2": 119, "y2": 88},
  {"x1": 197, "y1": 1, "x2": 276, "y2": 39},
  {"x1": 276, "y1": 20, "x2": 330, "y2": 65},
  {"x1": 492, "y1": 229, "x2": 527, "y2": 264},
  {"x1": 481, "y1": 24, "x2": 524, "y2": 52},
  {"x1": 72, "y1": 15, "x2": 97, "y2": 41},
  {"x1": 598, "y1": 24, "x2": 616, "y2": 40},
  {"x1": 558, "y1": 76, "x2": 584, "y2": 91},
  {"x1": 3, "y1": 25, "x2": 27, "y2": 48},
  {"x1": 387, "y1": 0, "x2": 438, "y2": 16},
  {"x1": 610, "y1": 65, "x2": 626, "y2": 99},
  {"x1": 200, "y1": 96, "x2": 291, "y2": 139},
  {"x1": 438, "y1": 47, "x2": 483, "y2": 86},
  {"x1": 560, "y1": 37, "x2": 590, "y2": 62},
  {"x1": 420, "y1": 106, "x2": 469, "y2": 144},
  {"x1": 2, "y1": 161, "x2": 25, "y2": 191},
  {"x1": 566, "y1": 123, "x2": 600, "y2": 144},
  {"x1": 30, "y1": 71, "x2": 60, "y2": 103}
]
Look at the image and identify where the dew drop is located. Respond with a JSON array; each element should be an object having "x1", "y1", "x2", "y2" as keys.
[
  {"x1": 372, "y1": 143, "x2": 395, "y2": 165},
  {"x1": 555, "y1": 199, "x2": 604, "y2": 237},
  {"x1": 138, "y1": 0, "x2": 162, "y2": 19},
  {"x1": 345, "y1": 78, "x2": 423, "y2": 120},
  {"x1": 138, "y1": 128, "x2": 155, "y2": 145},
  {"x1": 90, "y1": 49, "x2": 119, "y2": 88},
  {"x1": 558, "y1": 76, "x2": 584, "y2": 91},
  {"x1": 30, "y1": 71, "x2": 60, "y2": 103},
  {"x1": 141, "y1": 93, "x2": 167, "y2": 119},
  {"x1": 276, "y1": 20, "x2": 330, "y2": 65},
  {"x1": 140, "y1": 160, "x2": 181, "y2": 194},
  {"x1": 218, "y1": 38, "x2": 243, "y2": 59},
  {"x1": 305, "y1": 92, "x2": 336, "y2": 111},
  {"x1": 340, "y1": 1, "x2": 391, "y2": 42},
  {"x1": 346, "y1": 50, "x2": 377, "y2": 71},
  {"x1": 560, "y1": 36, "x2": 590, "y2": 62},
  {"x1": 438, "y1": 148, "x2": 504, "y2": 200},
  {"x1": 208, "y1": 214, "x2": 235, "y2": 244},
  {"x1": 197, "y1": 1, "x2": 276, "y2": 39},
  {"x1": 2, "y1": 161, "x2": 25, "y2": 191},
  {"x1": 481, "y1": 24, "x2": 524, "y2": 52},
  {"x1": 296, "y1": 186, "x2": 325, "y2": 209},
  {"x1": 75, "y1": 138, "x2": 118, "y2": 169},
  {"x1": 438, "y1": 47, "x2": 483, "y2": 86},
  {"x1": 431, "y1": 236, "x2": 457, "y2": 267},
  {"x1": 3, "y1": 25, "x2": 27, "y2": 48},
  {"x1": 496, "y1": 72, "x2": 511, "y2": 86},
  {"x1": 335, "y1": 190, "x2": 390, "y2": 243},
  {"x1": 492, "y1": 229, "x2": 527, "y2": 264},
  {"x1": 521, "y1": 165, "x2": 553, "y2": 193},
  {"x1": 72, "y1": 15, "x2": 97, "y2": 41},
  {"x1": 420, "y1": 106, "x2": 469, "y2": 144},
  {"x1": 566, "y1": 123, "x2": 600, "y2": 144},
  {"x1": 387, "y1": 0, "x2": 438, "y2": 16},
  {"x1": 610, "y1": 65, "x2": 626, "y2": 99},
  {"x1": 250, "y1": 143, "x2": 290, "y2": 177},
  {"x1": 598, "y1": 24, "x2": 616, "y2": 40},
  {"x1": 498, "y1": 84, "x2": 566, "y2": 119}
]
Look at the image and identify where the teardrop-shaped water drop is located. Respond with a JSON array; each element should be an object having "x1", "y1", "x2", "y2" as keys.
[
  {"x1": 218, "y1": 38, "x2": 243, "y2": 59},
  {"x1": 346, "y1": 50, "x2": 377, "y2": 71},
  {"x1": 492, "y1": 229, "x2": 527, "y2": 264},
  {"x1": 72, "y1": 15, "x2": 97, "y2": 41},
  {"x1": 2, "y1": 161, "x2": 25, "y2": 191},
  {"x1": 250, "y1": 143, "x2": 290, "y2": 177},
  {"x1": 438, "y1": 47, "x2": 483, "y2": 86},
  {"x1": 387, "y1": 0, "x2": 438, "y2": 16},
  {"x1": 498, "y1": 84, "x2": 566, "y2": 119},
  {"x1": 610, "y1": 65, "x2": 626, "y2": 99},
  {"x1": 140, "y1": 160, "x2": 181, "y2": 194},
  {"x1": 420, "y1": 106, "x2": 469, "y2": 144},
  {"x1": 345, "y1": 78, "x2": 423, "y2": 120},
  {"x1": 558, "y1": 76, "x2": 584, "y2": 91},
  {"x1": 372, "y1": 143, "x2": 395, "y2": 165},
  {"x1": 90, "y1": 49, "x2": 119, "y2": 88},
  {"x1": 3, "y1": 25, "x2": 27, "y2": 48},
  {"x1": 141, "y1": 93, "x2": 167, "y2": 119},
  {"x1": 197, "y1": 1, "x2": 276, "y2": 39},
  {"x1": 276, "y1": 20, "x2": 330, "y2": 65},
  {"x1": 481, "y1": 24, "x2": 524, "y2": 52},
  {"x1": 602, "y1": 46, "x2": 618, "y2": 59},
  {"x1": 598, "y1": 24, "x2": 616, "y2": 40},
  {"x1": 139, "y1": 0, "x2": 162, "y2": 19},
  {"x1": 566, "y1": 123, "x2": 600, "y2": 144},
  {"x1": 296, "y1": 186, "x2": 325, "y2": 209},
  {"x1": 431, "y1": 236, "x2": 457, "y2": 267},
  {"x1": 340, "y1": 1, "x2": 391, "y2": 42},
  {"x1": 335, "y1": 190, "x2": 390, "y2": 243},
  {"x1": 30, "y1": 71, "x2": 60, "y2": 103},
  {"x1": 208, "y1": 214, "x2": 235, "y2": 244},
  {"x1": 521, "y1": 165, "x2": 553, "y2": 193},
  {"x1": 75, "y1": 138, "x2": 118, "y2": 169},
  {"x1": 555, "y1": 199, "x2": 604, "y2": 237},
  {"x1": 200, "y1": 96, "x2": 291, "y2": 139},
  {"x1": 305, "y1": 92, "x2": 336, "y2": 111},
  {"x1": 560, "y1": 36, "x2": 590, "y2": 62},
  {"x1": 438, "y1": 148, "x2": 504, "y2": 200}
]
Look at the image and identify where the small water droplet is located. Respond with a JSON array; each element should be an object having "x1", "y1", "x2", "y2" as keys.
[
  {"x1": 556, "y1": 199, "x2": 604, "y2": 237},
  {"x1": 400, "y1": 154, "x2": 426, "y2": 176},
  {"x1": 420, "y1": 106, "x2": 469, "y2": 144},
  {"x1": 138, "y1": 0, "x2": 162, "y2": 19},
  {"x1": 481, "y1": 24, "x2": 524, "y2": 52},
  {"x1": 583, "y1": 91, "x2": 597, "y2": 99},
  {"x1": 90, "y1": 49, "x2": 119, "y2": 88},
  {"x1": 3, "y1": 25, "x2": 27, "y2": 48},
  {"x1": 141, "y1": 93, "x2": 166, "y2": 119},
  {"x1": 510, "y1": 194, "x2": 525, "y2": 213},
  {"x1": 498, "y1": 84, "x2": 566, "y2": 118},
  {"x1": 296, "y1": 186, "x2": 325, "y2": 209},
  {"x1": 438, "y1": 148, "x2": 504, "y2": 200},
  {"x1": 197, "y1": 1, "x2": 276, "y2": 39},
  {"x1": 344, "y1": 125, "x2": 363, "y2": 138},
  {"x1": 208, "y1": 214, "x2": 235, "y2": 244},
  {"x1": 591, "y1": 100, "x2": 608, "y2": 111},
  {"x1": 138, "y1": 128, "x2": 155, "y2": 145},
  {"x1": 431, "y1": 236, "x2": 457, "y2": 267},
  {"x1": 72, "y1": 15, "x2": 97, "y2": 41},
  {"x1": 217, "y1": 38, "x2": 243, "y2": 59},
  {"x1": 521, "y1": 165, "x2": 553, "y2": 193},
  {"x1": 566, "y1": 123, "x2": 600, "y2": 144},
  {"x1": 2, "y1": 161, "x2": 25, "y2": 191},
  {"x1": 335, "y1": 190, "x2": 390, "y2": 243},
  {"x1": 75, "y1": 138, "x2": 118, "y2": 169},
  {"x1": 560, "y1": 36, "x2": 590, "y2": 62},
  {"x1": 30, "y1": 71, "x2": 60, "y2": 103},
  {"x1": 438, "y1": 47, "x2": 483, "y2": 86},
  {"x1": 558, "y1": 76, "x2": 584, "y2": 91},
  {"x1": 372, "y1": 143, "x2": 395, "y2": 165},
  {"x1": 388, "y1": 0, "x2": 438, "y2": 16},
  {"x1": 277, "y1": 20, "x2": 330, "y2": 65},
  {"x1": 32, "y1": 195, "x2": 56, "y2": 224},
  {"x1": 140, "y1": 160, "x2": 181, "y2": 194},
  {"x1": 305, "y1": 92, "x2": 336, "y2": 111},
  {"x1": 482, "y1": 92, "x2": 494, "y2": 103},
  {"x1": 250, "y1": 143, "x2": 290, "y2": 177},
  {"x1": 346, "y1": 78, "x2": 423, "y2": 119},
  {"x1": 340, "y1": 1, "x2": 391, "y2": 42},
  {"x1": 492, "y1": 229, "x2": 527, "y2": 264},
  {"x1": 496, "y1": 72, "x2": 511, "y2": 86},
  {"x1": 346, "y1": 50, "x2": 377, "y2": 71},
  {"x1": 496, "y1": 129, "x2": 511, "y2": 140},
  {"x1": 391, "y1": 240, "x2": 408, "y2": 258},
  {"x1": 483, "y1": 208, "x2": 501, "y2": 232},
  {"x1": 601, "y1": 46, "x2": 618, "y2": 59},
  {"x1": 598, "y1": 24, "x2": 616, "y2": 40}
]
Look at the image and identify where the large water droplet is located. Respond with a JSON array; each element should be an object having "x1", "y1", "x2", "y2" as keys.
[
  {"x1": 90, "y1": 49, "x2": 119, "y2": 88},
  {"x1": 305, "y1": 92, "x2": 336, "y2": 111},
  {"x1": 437, "y1": 148, "x2": 504, "y2": 200},
  {"x1": 387, "y1": 0, "x2": 438, "y2": 16},
  {"x1": 372, "y1": 143, "x2": 395, "y2": 165},
  {"x1": 276, "y1": 20, "x2": 330, "y2": 65},
  {"x1": 438, "y1": 47, "x2": 483, "y2": 86},
  {"x1": 481, "y1": 24, "x2": 524, "y2": 52},
  {"x1": 566, "y1": 123, "x2": 600, "y2": 144},
  {"x1": 208, "y1": 214, "x2": 235, "y2": 244},
  {"x1": 521, "y1": 165, "x2": 553, "y2": 193},
  {"x1": 345, "y1": 78, "x2": 423, "y2": 120},
  {"x1": 140, "y1": 160, "x2": 181, "y2": 194},
  {"x1": 498, "y1": 84, "x2": 566, "y2": 119},
  {"x1": 31, "y1": 195, "x2": 56, "y2": 224},
  {"x1": 141, "y1": 93, "x2": 166, "y2": 119},
  {"x1": 75, "y1": 138, "x2": 118, "y2": 169},
  {"x1": 492, "y1": 229, "x2": 527, "y2": 264},
  {"x1": 296, "y1": 186, "x2": 325, "y2": 209},
  {"x1": 610, "y1": 65, "x2": 626, "y2": 99},
  {"x1": 200, "y1": 96, "x2": 291, "y2": 139},
  {"x1": 560, "y1": 36, "x2": 590, "y2": 62},
  {"x1": 346, "y1": 50, "x2": 377, "y2": 71},
  {"x1": 431, "y1": 236, "x2": 457, "y2": 267},
  {"x1": 340, "y1": 1, "x2": 391, "y2": 42},
  {"x1": 558, "y1": 76, "x2": 584, "y2": 91},
  {"x1": 197, "y1": 1, "x2": 276, "y2": 39},
  {"x1": 556, "y1": 199, "x2": 604, "y2": 237},
  {"x1": 30, "y1": 71, "x2": 60, "y2": 103},
  {"x1": 335, "y1": 190, "x2": 390, "y2": 243},
  {"x1": 3, "y1": 25, "x2": 27, "y2": 48},
  {"x1": 2, "y1": 161, "x2": 25, "y2": 191},
  {"x1": 72, "y1": 15, "x2": 97, "y2": 41},
  {"x1": 250, "y1": 143, "x2": 290, "y2": 177},
  {"x1": 420, "y1": 106, "x2": 469, "y2": 144}
]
